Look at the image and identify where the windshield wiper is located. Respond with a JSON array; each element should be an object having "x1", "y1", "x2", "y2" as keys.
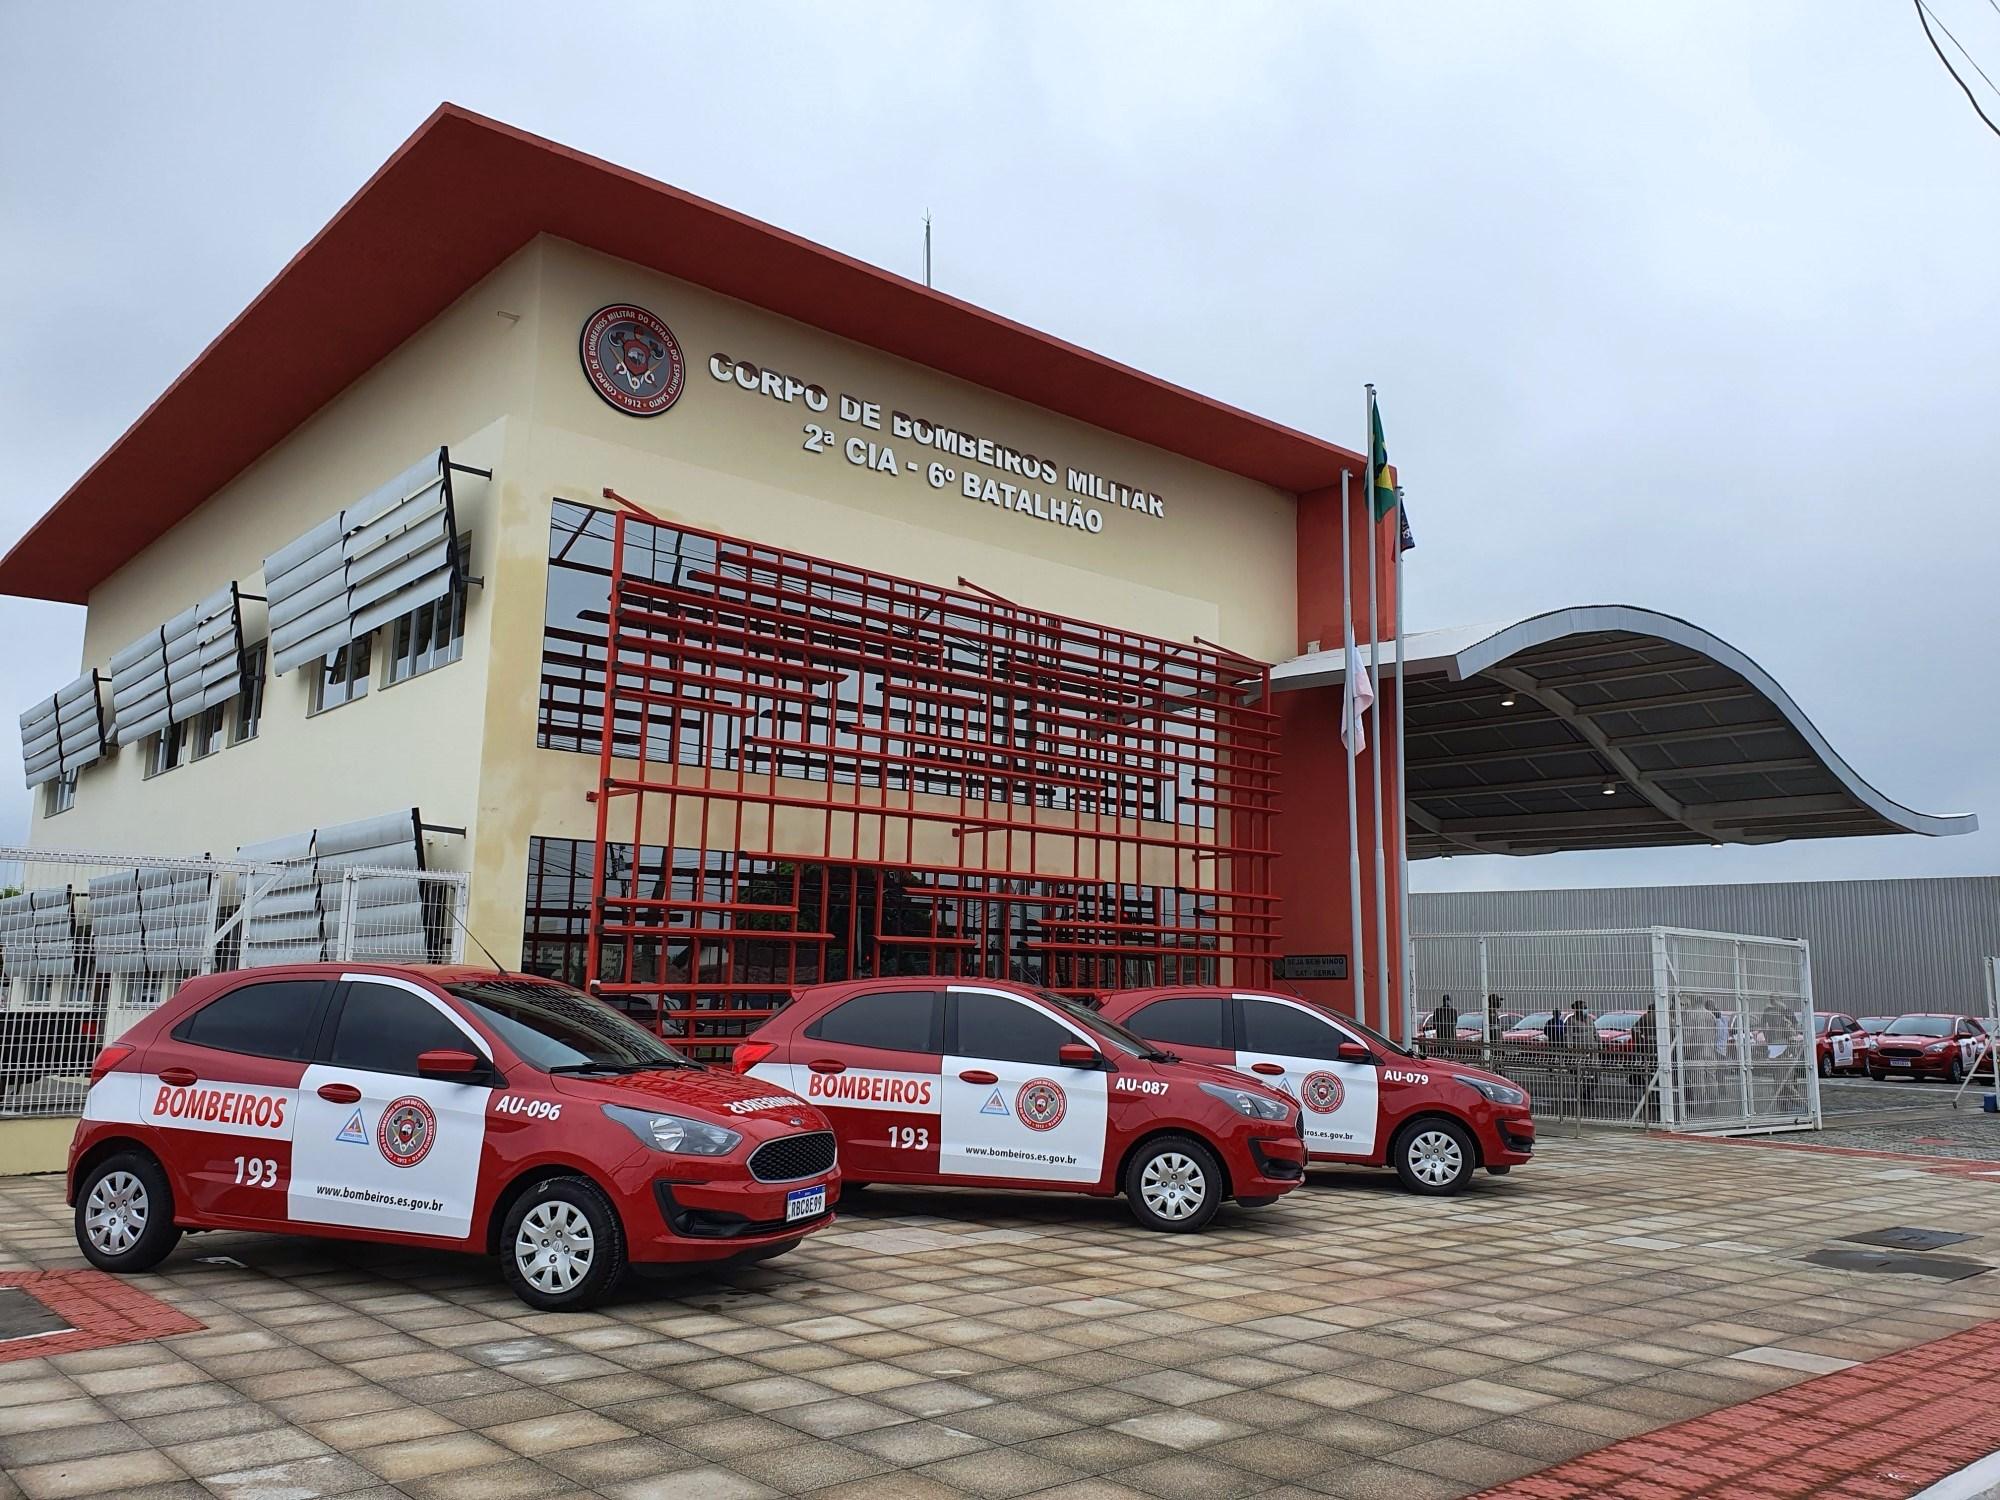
[
  {"x1": 547, "y1": 1059, "x2": 687, "y2": 1075},
  {"x1": 1145, "y1": 1047, "x2": 1181, "y2": 1063}
]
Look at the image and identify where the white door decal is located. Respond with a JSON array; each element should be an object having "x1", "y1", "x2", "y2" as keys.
[
  {"x1": 938, "y1": 989, "x2": 1107, "y2": 1184},
  {"x1": 1234, "y1": 995, "x2": 1379, "y2": 1157}
]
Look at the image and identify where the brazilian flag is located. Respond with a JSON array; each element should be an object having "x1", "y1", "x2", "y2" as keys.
[{"x1": 1370, "y1": 399, "x2": 1398, "y2": 522}]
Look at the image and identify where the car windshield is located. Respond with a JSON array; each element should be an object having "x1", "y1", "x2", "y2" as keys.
[
  {"x1": 447, "y1": 980, "x2": 693, "y2": 1072},
  {"x1": 1598, "y1": 1011, "x2": 1643, "y2": 1029},
  {"x1": 1860, "y1": 1016, "x2": 1893, "y2": 1031},
  {"x1": 1037, "y1": 991, "x2": 1151, "y2": 1058},
  {"x1": 1883, "y1": 1016, "x2": 1953, "y2": 1038},
  {"x1": 1341, "y1": 1011, "x2": 1416, "y2": 1058},
  {"x1": 1814, "y1": 1015, "x2": 1833, "y2": 1034},
  {"x1": 1511, "y1": 1012, "x2": 1556, "y2": 1032}
]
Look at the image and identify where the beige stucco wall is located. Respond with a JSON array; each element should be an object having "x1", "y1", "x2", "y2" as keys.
[
  {"x1": 28, "y1": 232, "x2": 1296, "y2": 971},
  {"x1": 463, "y1": 237, "x2": 1296, "y2": 957},
  {"x1": 30, "y1": 252, "x2": 545, "y2": 881}
]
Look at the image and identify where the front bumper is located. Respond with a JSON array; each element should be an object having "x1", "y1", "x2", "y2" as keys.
[
  {"x1": 1240, "y1": 1131, "x2": 1308, "y2": 1192},
  {"x1": 615, "y1": 1161, "x2": 840, "y2": 1264},
  {"x1": 1872, "y1": 1052, "x2": 1952, "y2": 1077},
  {"x1": 1487, "y1": 1111, "x2": 1536, "y2": 1164}
]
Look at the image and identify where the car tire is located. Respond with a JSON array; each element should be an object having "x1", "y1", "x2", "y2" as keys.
[
  {"x1": 1392, "y1": 1117, "x2": 1476, "y2": 1196},
  {"x1": 500, "y1": 1176, "x2": 626, "y2": 1311},
  {"x1": 1868, "y1": 1069, "x2": 1885, "y2": 1082},
  {"x1": 1123, "y1": 1135, "x2": 1224, "y2": 1232},
  {"x1": 1946, "y1": 1057, "x2": 1963, "y2": 1085},
  {"x1": 75, "y1": 1150, "x2": 182, "y2": 1274},
  {"x1": 1817, "y1": 1054, "x2": 1831, "y2": 1078}
]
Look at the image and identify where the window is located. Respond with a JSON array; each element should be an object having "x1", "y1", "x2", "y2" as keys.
[
  {"x1": 951, "y1": 991, "x2": 1076, "y2": 1065},
  {"x1": 385, "y1": 541, "x2": 471, "y2": 686},
  {"x1": 1238, "y1": 999, "x2": 1349, "y2": 1061},
  {"x1": 144, "y1": 722, "x2": 184, "y2": 778},
  {"x1": 1128, "y1": 996, "x2": 1227, "y2": 1051},
  {"x1": 310, "y1": 638, "x2": 371, "y2": 715},
  {"x1": 174, "y1": 979, "x2": 327, "y2": 1060},
  {"x1": 189, "y1": 704, "x2": 226, "y2": 761},
  {"x1": 42, "y1": 770, "x2": 76, "y2": 818},
  {"x1": 326, "y1": 981, "x2": 475, "y2": 1074},
  {"x1": 231, "y1": 643, "x2": 266, "y2": 744},
  {"x1": 805, "y1": 990, "x2": 942, "y2": 1054}
]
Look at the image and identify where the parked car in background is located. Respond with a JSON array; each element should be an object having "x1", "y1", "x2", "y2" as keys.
[
  {"x1": 1593, "y1": 1010, "x2": 1646, "y2": 1059},
  {"x1": 1858, "y1": 1015, "x2": 1896, "y2": 1036},
  {"x1": 1813, "y1": 1012, "x2": 1873, "y2": 1077},
  {"x1": 1098, "y1": 987, "x2": 1535, "y2": 1195},
  {"x1": 1866, "y1": 1014, "x2": 1990, "y2": 1083}
]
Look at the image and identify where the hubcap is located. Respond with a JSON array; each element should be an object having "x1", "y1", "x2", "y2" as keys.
[
  {"x1": 515, "y1": 1201, "x2": 594, "y2": 1293},
  {"x1": 84, "y1": 1170, "x2": 148, "y2": 1256},
  {"x1": 1139, "y1": 1151, "x2": 1206, "y2": 1221},
  {"x1": 1408, "y1": 1130, "x2": 1464, "y2": 1187}
]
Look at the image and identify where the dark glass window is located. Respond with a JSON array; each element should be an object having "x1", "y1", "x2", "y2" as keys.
[
  {"x1": 805, "y1": 991, "x2": 941, "y2": 1054},
  {"x1": 176, "y1": 980, "x2": 326, "y2": 1060},
  {"x1": 1127, "y1": 996, "x2": 1227, "y2": 1051},
  {"x1": 952, "y1": 992, "x2": 1075, "y2": 1066},
  {"x1": 1238, "y1": 999, "x2": 1347, "y2": 1061},
  {"x1": 326, "y1": 982, "x2": 475, "y2": 1074}
]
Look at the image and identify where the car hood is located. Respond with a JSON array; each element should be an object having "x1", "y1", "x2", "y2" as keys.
[
  {"x1": 548, "y1": 1065, "x2": 825, "y2": 1131},
  {"x1": 1430, "y1": 1058, "x2": 1529, "y2": 1096}
]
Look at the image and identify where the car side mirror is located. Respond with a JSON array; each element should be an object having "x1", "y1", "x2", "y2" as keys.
[
  {"x1": 1336, "y1": 1040, "x2": 1371, "y2": 1063},
  {"x1": 417, "y1": 1048, "x2": 482, "y2": 1078},
  {"x1": 1057, "y1": 1042, "x2": 1103, "y2": 1069}
]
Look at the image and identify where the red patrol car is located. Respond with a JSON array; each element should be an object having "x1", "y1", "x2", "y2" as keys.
[
  {"x1": 68, "y1": 965, "x2": 838, "y2": 1310},
  {"x1": 1813, "y1": 1012, "x2": 1873, "y2": 1077},
  {"x1": 1867, "y1": 1014, "x2": 1991, "y2": 1083},
  {"x1": 732, "y1": 978, "x2": 1307, "y2": 1231},
  {"x1": 1095, "y1": 987, "x2": 1535, "y2": 1195}
]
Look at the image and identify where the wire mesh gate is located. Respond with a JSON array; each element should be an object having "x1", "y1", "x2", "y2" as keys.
[
  {"x1": 580, "y1": 500, "x2": 1279, "y2": 1057},
  {"x1": 1412, "y1": 926, "x2": 1819, "y2": 1135},
  {"x1": 0, "y1": 846, "x2": 469, "y2": 1119}
]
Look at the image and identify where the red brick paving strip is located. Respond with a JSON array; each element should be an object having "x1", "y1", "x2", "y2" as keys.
[
  {"x1": 0, "y1": 1269, "x2": 202, "y2": 1363},
  {"x1": 1470, "y1": 1315, "x2": 2000, "y2": 1500}
]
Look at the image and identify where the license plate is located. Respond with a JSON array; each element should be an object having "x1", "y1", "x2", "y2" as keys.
[
  {"x1": 785, "y1": 1184, "x2": 826, "y2": 1222},
  {"x1": 1890, "y1": 1059, "x2": 1912, "y2": 1068}
]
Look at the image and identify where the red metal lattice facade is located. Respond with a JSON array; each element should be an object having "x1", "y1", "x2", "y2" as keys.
[{"x1": 581, "y1": 497, "x2": 1278, "y2": 1051}]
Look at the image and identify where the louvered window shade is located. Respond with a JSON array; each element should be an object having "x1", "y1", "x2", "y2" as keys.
[
  {"x1": 237, "y1": 809, "x2": 426, "y2": 966},
  {"x1": 109, "y1": 585, "x2": 245, "y2": 745},
  {"x1": 20, "y1": 673, "x2": 106, "y2": 788},
  {"x1": 88, "y1": 867, "x2": 218, "y2": 977},
  {"x1": 0, "y1": 888, "x2": 78, "y2": 979},
  {"x1": 265, "y1": 449, "x2": 464, "y2": 675}
]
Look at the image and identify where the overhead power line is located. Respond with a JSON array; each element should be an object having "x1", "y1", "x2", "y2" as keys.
[{"x1": 1914, "y1": 0, "x2": 2000, "y2": 138}]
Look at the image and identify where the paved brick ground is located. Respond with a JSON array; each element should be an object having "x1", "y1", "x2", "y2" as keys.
[{"x1": 0, "y1": 1132, "x2": 1995, "y2": 1499}]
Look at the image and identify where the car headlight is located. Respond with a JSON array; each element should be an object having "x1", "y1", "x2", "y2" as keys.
[
  {"x1": 1454, "y1": 1074, "x2": 1529, "y2": 1107},
  {"x1": 1924, "y1": 1042, "x2": 1950, "y2": 1053},
  {"x1": 1199, "y1": 1081, "x2": 1291, "y2": 1121},
  {"x1": 603, "y1": 1104, "x2": 742, "y2": 1155}
]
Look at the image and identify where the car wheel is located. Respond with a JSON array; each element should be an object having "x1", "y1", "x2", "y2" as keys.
[
  {"x1": 1123, "y1": 1135, "x2": 1223, "y2": 1232},
  {"x1": 1393, "y1": 1118, "x2": 1475, "y2": 1196},
  {"x1": 75, "y1": 1150, "x2": 182, "y2": 1274},
  {"x1": 501, "y1": 1176, "x2": 626, "y2": 1311},
  {"x1": 1868, "y1": 1069, "x2": 1884, "y2": 1082},
  {"x1": 1946, "y1": 1057, "x2": 1963, "y2": 1085},
  {"x1": 1817, "y1": 1053, "x2": 1831, "y2": 1078}
]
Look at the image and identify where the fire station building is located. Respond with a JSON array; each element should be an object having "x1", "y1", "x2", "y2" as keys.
[{"x1": 2, "y1": 106, "x2": 1973, "y2": 1060}]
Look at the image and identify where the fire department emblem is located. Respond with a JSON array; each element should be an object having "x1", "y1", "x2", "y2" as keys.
[
  {"x1": 1301, "y1": 1071, "x2": 1345, "y2": 1114},
  {"x1": 579, "y1": 303, "x2": 686, "y2": 416},
  {"x1": 377, "y1": 1096, "x2": 438, "y2": 1167},
  {"x1": 1015, "y1": 1078, "x2": 1067, "y2": 1132}
]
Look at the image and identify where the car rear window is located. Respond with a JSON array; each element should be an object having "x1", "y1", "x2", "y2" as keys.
[
  {"x1": 175, "y1": 980, "x2": 326, "y2": 1061},
  {"x1": 805, "y1": 991, "x2": 942, "y2": 1054},
  {"x1": 1126, "y1": 997, "x2": 1226, "y2": 1051}
]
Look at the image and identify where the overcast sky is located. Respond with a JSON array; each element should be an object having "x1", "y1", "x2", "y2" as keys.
[{"x1": 1, "y1": 2, "x2": 1994, "y2": 893}]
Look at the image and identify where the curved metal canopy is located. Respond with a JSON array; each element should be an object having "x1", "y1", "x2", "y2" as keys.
[{"x1": 1271, "y1": 606, "x2": 1977, "y2": 858}]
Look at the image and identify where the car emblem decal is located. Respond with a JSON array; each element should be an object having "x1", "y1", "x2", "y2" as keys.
[
  {"x1": 1301, "y1": 1071, "x2": 1345, "y2": 1114},
  {"x1": 980, "y1": 1087, "x2": 1011, "y2": 1117},
  {"x1": 377, "y1": 1096, "x2": 438, "y2": 1168},
  {"x1": 579, "y1": 303, "x2": 686, "y2": 417},
  {"x1": 1015, "y1": 1078, "x2": 1067, "y2": 1132},
  {"x1": 335, "y1": 1107, "x2": 368, "y2": 1144}
]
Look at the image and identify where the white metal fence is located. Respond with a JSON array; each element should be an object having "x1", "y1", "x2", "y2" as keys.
[
  {"x1": 0, "y1": 846, "x2": 469, "y2": 1119},
  {"x1": 1412, "y1": 926, "x2": 1818, "y2": 1136}
]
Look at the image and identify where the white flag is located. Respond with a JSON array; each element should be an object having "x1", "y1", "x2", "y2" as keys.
[{"x1": 1342, "y1": 644, "x2": 1375, "y2": 754}]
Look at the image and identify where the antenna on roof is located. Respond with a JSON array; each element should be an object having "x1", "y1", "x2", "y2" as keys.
[
  {"x1": 441, "y1": 898, "x2": 507, "y2": 975},
  {"x1": 923, "y1": 211, "x2": 932, "y2": 288}
]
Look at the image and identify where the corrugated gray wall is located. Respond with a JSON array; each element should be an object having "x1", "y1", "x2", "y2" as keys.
[{"x1": 1413, "y1": 876, "x2": 2000, "y2": 1018}]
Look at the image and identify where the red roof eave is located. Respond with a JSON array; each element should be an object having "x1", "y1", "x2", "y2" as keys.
[{"x1": 0, "y1": 104, "x2": 1362, "y2": 605}]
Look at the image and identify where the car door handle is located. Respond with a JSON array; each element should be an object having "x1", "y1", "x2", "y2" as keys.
[
  {"x1": 158, "y1": 1066, "x2": 198, "y2": 1087},
  {"x1": 1249, "y1": 1062, "x2": 1286, "y2": 1076},
  {"x1": 807, "y1": 1059, "x2": 847, "y2": 1076},
  {"x1": 958, "y1": 1069, "x2": 998, "y2": 1085},
  {"x1": 317, "y1": 1083, "x2": 362, "y2": 1104}
]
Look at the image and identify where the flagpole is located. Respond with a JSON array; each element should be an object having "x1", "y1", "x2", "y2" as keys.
[
  {"x1": 1394, "y1": 484, "x2": 1412, "y2": 1044},
  {"x1": 1365, "y1": 386, "x2": 1389, "y2": 1037},
  {"x1": 1340, "y1": 469, "x2": 1365, "y2": 1022}
]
